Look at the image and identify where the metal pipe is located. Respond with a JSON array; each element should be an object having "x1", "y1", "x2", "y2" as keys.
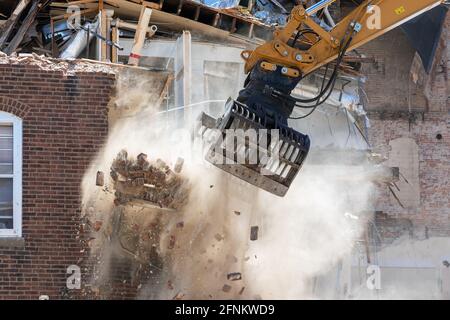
[
  {"x1": 306, "y1": 0, "x2": 337, "y2": 16},
  {"x1": 323, "y1": 6, "x2": 336, "y2": 27}
]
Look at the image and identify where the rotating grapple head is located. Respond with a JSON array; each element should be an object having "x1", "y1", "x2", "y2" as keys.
[
  {"x1": 197, "y1": 99, "x2": 309, "y2": 197},
  {"x1": 196, "y1": 64, "x2": 310, "y2": 197}
]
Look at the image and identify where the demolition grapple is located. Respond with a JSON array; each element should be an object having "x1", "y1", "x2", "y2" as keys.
[{"x1": 197, "y1": 65, "x2": 310, "y2": 197}]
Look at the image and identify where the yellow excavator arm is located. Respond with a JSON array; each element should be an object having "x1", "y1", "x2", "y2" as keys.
[
  {"x1": 242, "y1": 0, "x2": 445, "y2": 78},
  {"x1": 197, "y1": 0, "x2": 447, "y2": 197}
]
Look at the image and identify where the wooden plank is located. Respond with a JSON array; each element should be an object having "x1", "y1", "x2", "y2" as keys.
[
  {"x1": 0, "y1": 0, "x2": 31, "y2": 50},
  {"x1": 99, "y1": 0, "x2": 107, "y2": 61},
  {"x1": 80, "y1": 57, "x2": 152, "y2": 70},
  {"x1": 105, "y1": 0, "x2": 262, "y2": 45},
  {"x1": 116, "y1": 19, "x2": 156, "y2": 36},
  {"x1": 50, "y1": 2, "x2": 98, "y2": 8},
  {"x1": 106, "y1": 9, "x2": 113, "y2": 61},
  {"x1": 194, "y1": 6, "x2": 200, "y2": 21},
  {"x1": 156, "y1": 74, "x2": 174, "y2": 107},
  {"x1": 248, "y1": 23, "x2": 254, "y2": 38},
  {"x1": 176, "y1": 0, "x2": 183, "y2": 15},
  {"x1": 181, "y1": 31, "x2": 191, "y2": 123},
  {"x1": 142, "y1": 1, "x2": 161, "y2": 10},
  {"x1": 128, "y1": 6, "x2": 152, "y2": 66},
  {"x1": 5, "y1": 0, "x2": 40, "y2": 55},
  {"x1": 111, "y1": 24, "x2": 118, "y2": 63},
  {"x1": 67, "y1": 0, "x2": 98, "y2": 5},
  {"x1": 51, "y1": 7, "x2": 98, "y2": 21},
  {"x1": 212, "y1": 13, "x2": 220, "y2": 27},
  {"x1": 230, "y1": 17, "x2": 236, "y2": 33}
]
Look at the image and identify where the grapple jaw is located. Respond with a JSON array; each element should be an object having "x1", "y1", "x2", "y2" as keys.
[{"x1": 196, "y1": 99, "x2": 310, "y2": 197}]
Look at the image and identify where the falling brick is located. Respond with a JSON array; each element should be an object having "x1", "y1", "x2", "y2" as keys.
[
  {"x1": 176, "y1": 221, "x2": 184, "y2": 228},
  {"x1": 96, "y1": 171, "x2": 105, "y2": 186},
  {"x1": 174, "y1": 157, "x2": 184, "y2": 173},
  {"x1": 227, "y1": 272, "x2": 242, "y2": 281},
  {"x1": 137, "y1": 153, "x2": 148, "y2": 166},
  {"x1": 172, "y1": 292, "x2": 184, "y2": 300},
  {"x1": 93, "y1": 221, "x2": 102, "y2": 232},
  {"x1": 250, "y1": 226, "x2": 259, "y2": 241},
  {"x1": 168, "y1": 235, "x2": 176, "y2": 249},
  {"x1": 222, "y1": 284, "x2": 232, "y2": 293}
]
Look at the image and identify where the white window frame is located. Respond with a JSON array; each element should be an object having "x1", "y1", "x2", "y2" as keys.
[{"x1": 0, "y1": 111, "x2": 22, "y2": 238}]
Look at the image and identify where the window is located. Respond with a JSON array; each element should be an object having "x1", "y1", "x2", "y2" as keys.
[{"x1": 0, "y1": 111, "x2": 22, "y2": 237}]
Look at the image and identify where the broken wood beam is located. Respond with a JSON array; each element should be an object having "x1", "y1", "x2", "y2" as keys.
[
  {"x1": 51, "y1": 7, "x2": 98, "y2": 21},
  {"x1": 142, "y1": 1, "x2": 161, "y2": 10},
  {"x1": 128, "y1": 5, "x2": 153, "y2": 66},
  {"x1": 115, "y1": 19, "x2": 157, "y2": 37},
  {"x1": 111, "y1": 23, "x2": 118, "y2": 63},
  {"x1": 0, "y1": 0, "x2": 31, "y2": 51},
  {"x1": 5, "y1": 0, "x2": 40, "y2": 55},
  {"x1": 67, "y1": 0, "x2": 98, "y2": 5},
  {"x1": 156, "y1": 74, "x2": 174, "y2": 107},
  {"x1": 99, "y1": 0, "x2": 107, "y2": 61},
  {"x1": 105, "y1": 9, "x2": 114, "y2": 61}
]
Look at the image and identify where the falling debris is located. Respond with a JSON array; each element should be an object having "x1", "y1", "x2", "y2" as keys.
[
  {"x1": 110, "y1": 150, "x2": 190, "y2": 210},
  {"x1": 250, "y1": 226, "x2": 259, "y2": 241},
  {"x1": 93, "y1": 221, "x2": 102, "y2": 232},
  {"x1": 168, "y1": 235, "x2": 176, "y2": 249},
  {"x1": 96, "y1": 171, "x2": 105, "y2": 187},
  {"x1": 222, "y1": 284, "x2": 232, "y2": 293},
  {"x1": 176, "y1": 221, "x2": 184, "y2": 228},
  {"x1": 172, "y1": 292, "x2": 185, "y2": 300},
  {"x1": 227, "y1": 272, "x2": 242, "y2": 281},
  {"x1": 174, "y1": 157, "x2": 185, "y2": 173}
]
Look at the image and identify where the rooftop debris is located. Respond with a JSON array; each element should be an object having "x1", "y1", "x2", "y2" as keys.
[
  {"x1": 0, "y1": 0, "x2": 274, "y2": 60},
  {"x1": 110, "y1": 150, "x2": 190, "y2": 210},
  {"x1": 0, "y1": 1, "x2": 374, "y2": 78},
  {"x1": 0, "y1": 51, "x2": 114, "y2": 74}
]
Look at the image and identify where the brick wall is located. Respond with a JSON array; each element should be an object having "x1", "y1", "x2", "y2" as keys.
[
  {"x1": 368, "y1": 113, "x2": 450, "y2": 244},
  {"x1": 0, "y1": 61, "x2": 115, "y2": 299},
  {"x1": 362, "y1": 12, "x2": 450, "y2": 245},
  {"x1": 360, "y1": 11, "x2": 449, "y2": 113}
]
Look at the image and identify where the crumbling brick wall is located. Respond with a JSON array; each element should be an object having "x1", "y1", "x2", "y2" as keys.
[
  {"x1": 363, "y1": 12, "x2": 450, "y2": 245},
  {"x1": 368, "y1": 113, "x2": 450, "y2": 244},
  {"x1": 0, "y1": 58, "x2": 115, "y2": 299}
]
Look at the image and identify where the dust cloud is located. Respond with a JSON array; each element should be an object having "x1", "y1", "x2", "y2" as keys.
[{"x1": 79, "y1": 67, "x2": 378, "y2": 299}]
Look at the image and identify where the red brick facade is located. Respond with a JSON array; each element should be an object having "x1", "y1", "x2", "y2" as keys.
[{"x1": 0, "y1": 62, "x2": 115, "y2": 299}]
